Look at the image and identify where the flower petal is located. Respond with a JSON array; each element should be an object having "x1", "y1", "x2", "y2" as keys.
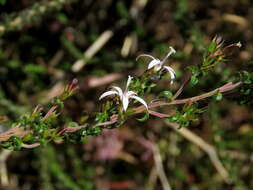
[
  {"x1": 111, "y1": 86, "x2": 123, "y2": 100},
  {"x1": 148, "y1": 59, "x2": 161, "y2": 70},
  {"x1": 136, "y1": 54, "x2": 156, "y2": 61},
  {"x1": 125, "y1": 76, "x2": 133, "y2": 91},
  {"x1": 126, "y1": 90, "x2": 136, "y2": 97},
  {"x1": 99, "y1": 90, "x2": 118, "y2": 100},
  {"x1": 122, "y1": 94, "x2": 129, "y2": 111},
  {"x1": 130, "y1": 95, "x2": 148, "y2": 110},
  {"x1": 163, "y1": 66, "x2": 176, "y2": 84}
]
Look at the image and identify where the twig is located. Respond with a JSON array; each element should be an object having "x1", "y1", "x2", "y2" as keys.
[
  {"x1": 146, "y1": 166, "x2": 158, "y2": 190},
  {"x1": 0, "y1": 0, "x2": 76, "y2": 36},
  {"x1": 222, "y1": 14, "x2": 248, "y2": 29},
  {"x1": 0, "y1": 126, "x2": 28, "y2": 142},
  {"x1": 49, "y1": 50, "x2": 64, "y2": 67},
  {"x1": 164, "y1": 121, "x2": 230, "y2": 183},
  {"x1": 21, "y1": 143, "x2": 40, "y2": 148},
  {"x1": 72, "y1": 30, "x2": 114, "y2": 72},
  {"x1": 172, "y1": 72, "x2": 191, "y2": 100},
  {"x1": 138, "y1": 138, "x2": 171, "y2": 190},
  {"x1": 152, "y1": 143, "x2": 172, "y2": 190},
  {"x1": 85, "y1": 73, "x2": 122, "y2": 88},
  {"x1": 0, "y1": 149, "x2": 12, "y2": 186},
  {"x1": 221, "y1": 150, "x2": 253, "y2": 162},
  {"x1": 134, "y1": 81, "x2": 241, "y2": 114}
]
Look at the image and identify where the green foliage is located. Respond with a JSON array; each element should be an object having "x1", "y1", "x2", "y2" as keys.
[
  {"x1": 174, "y1": 0, "x2": 188, "y2": 21},
  {"x1": 0, "y1": 0, "x2": 6, "y2": 5},
  {"x1": 116, "y1": 1, "x2": 129, "y2": 19},
  {"x1": 237, "y1": 71, "x2": 253, "y2": 105},
  {"x1": 136, "y1": 112, "x2": 149, "y2": 122},
  {"x1": 167, "y1": 104, "x2": 205, "y2": 127},
  {"x1": 159, "y1": 90, "x2": 173, "y2": 100},
  {"x1": 187, "y1": 65, "x2": 201, "y2": 86},
  {"x1": 61, "y1": 35, "x2": 84, "y2": 60},
  {"x1": 24, "y1": 64, "x2": 46, "y2": 74}
]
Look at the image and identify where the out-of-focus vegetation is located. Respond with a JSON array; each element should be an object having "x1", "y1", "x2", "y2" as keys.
[{"x1": 0, "y1": 0, "x2": 252, "y2": 189}]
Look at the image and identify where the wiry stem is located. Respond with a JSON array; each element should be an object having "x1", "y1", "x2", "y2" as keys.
[
  {"x1": 134, "y1": 81, "x2": 241, "y2": 114},
  {"x1": 152, "y1": 143, "x2": 172, "y2": 190},
  {"x1": 164, "y1": 121, "x2": 230, "y2": 183},
  {"x1": 0, "y1": 150, "x2": 12, "y2": 186}
]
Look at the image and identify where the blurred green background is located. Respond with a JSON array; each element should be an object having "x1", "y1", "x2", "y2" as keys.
[{"x1": 0, "y1": 0, "x2": 253, "y2": 189}]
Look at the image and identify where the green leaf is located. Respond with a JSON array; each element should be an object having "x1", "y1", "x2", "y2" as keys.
[
  {"x1": 24, "y1": 64, "x2": 46, "y2": 74},
  {"x1": 136, "y1": 112, "x2": 149, "y2": 122},
  {"x1": 240, "y1": 71, "x2": 252, "y2": 84},
  {"x1": 160, "y1": 91, "x2": 173, "y2": 99},
  {"x1": 207, "y1": 41, "x2": 217, "y2": 53},
  {"x1": 187, "y1": 65, "x2": 200, "y2": 75},
  {"x1": 11, "y1": 136, "x2": 23, "y2": 150},
  {"x1": 116, "y1": 1, "x2": 129, "y2": 19},
  {"x1": 8, "y1": 60, "x2": 21, "y2": 69},
  {"x1": 56, "y1": 13, "x2": 68, "y2": 24},
  {"x1": 66, "y1": 121, "x2": 79, "y2": 127},
  {"x1": 190, "y1": 75, "x2": 199, "y2": 86}
]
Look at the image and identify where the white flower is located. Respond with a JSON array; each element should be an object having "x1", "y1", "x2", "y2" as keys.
[
  {"x1": 136, "y1": 46, "x2": 176, "y2": 84},
  {"x1": 99, "y1": 76, "x2": 148, "y2": 111}
]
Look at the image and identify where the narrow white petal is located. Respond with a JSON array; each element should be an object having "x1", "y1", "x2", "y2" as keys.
[
  {"x1": 136, "y1": 54, "x2": 156, "y2": 61},
  {"x1": 125, "y1": 76, "x2": 133, "y2": 91},
  {"x1": 130, "y1": 95, "x2": 148, "y2": 110},
  {"x1": 148, "y1": 59, "x2": 161, "y2": 70},
  {"x1": 126, "y1": 90, "x2": 137, "y2": 97},
  {"x1": 99, "y1": 91, "x2": 118, "y2": 100},
  {"x1": 122, "y1": 94, "x2": 129, "y2": 111},
  {"x1": 163, "y1": 66, "x2": 176, "y2": 77},
  {"x1": 163, "y1": 66, "x2": 176, "y2": 84},
  {"x1": 111, "y1": 86, "x2": 123, "y2": 100}
]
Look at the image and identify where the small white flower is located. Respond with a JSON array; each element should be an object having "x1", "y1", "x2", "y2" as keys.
[
  {"x1": 99, "y1": 76, "x2": 148, "y2": 111},
  {"x1": 136, "y1": 46, "x2": 176, "y2": 84}
]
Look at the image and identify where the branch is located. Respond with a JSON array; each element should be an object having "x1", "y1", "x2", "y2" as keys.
[
  {"x1": 137, "y1": 138, "x2": 171, "y2": 190},
  {"x1": 134, "y1": 81, "x2": 241, "y2": 114},
  {"x1": 0, "y1": 81, "x2": 241, "y2": 147},
  {"x1": 152, "y1": 143, "x2": 172, "y2": 190},
  {"x1": 71, "y1": 30, "x2": 114, "y2": 72},
  {"x1": 0, "y1": 149, "x2": 12, "y2": 186},
  {"x1": 0, "y1": 0, "x2": 76, "y2": 36},
  {"x1": 164, "y1": 121, "x2": 230, "y2": 184}
]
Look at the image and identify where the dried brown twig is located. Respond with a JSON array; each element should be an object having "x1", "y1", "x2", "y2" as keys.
[
  {"x1": 138, "y1": 138, "x2": 171, "y2": 190},
  {"x1": 164, "y1": 121, "x2": 230, "y2": 183},
  {"x1": 134, "y1": 81, "x2": 241, "y2": 114},
  {"x1": 152, "y1": 143, "x2": 172, "y2": 190},
  {"x1": 0, "y1": 149, "x2": 12, "y2": 186},
  {"x1": 72, "y1": 30, "x2": 114, "y2": 72}
]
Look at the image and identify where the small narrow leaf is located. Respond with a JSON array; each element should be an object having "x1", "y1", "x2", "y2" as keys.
[{"x1": 136, "y1": 112, "x2": 149, "y2": 122}]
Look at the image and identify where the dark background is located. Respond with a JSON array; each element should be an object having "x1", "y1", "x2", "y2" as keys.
[{"x1": 0, "y1": 0, "x2": 252, "y2": 189}]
